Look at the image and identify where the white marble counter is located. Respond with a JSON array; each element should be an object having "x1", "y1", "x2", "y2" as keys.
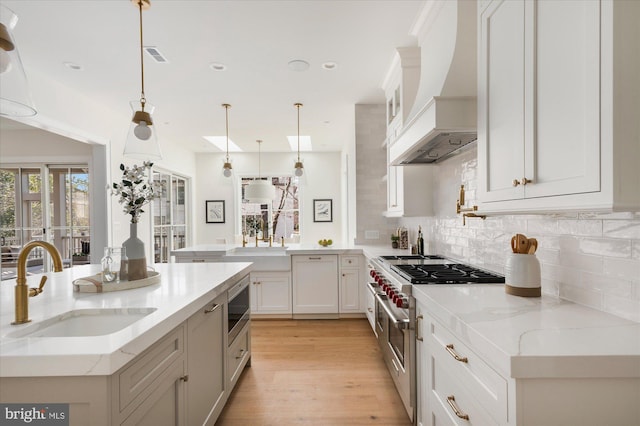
[
  {"x1": 0, "y1": 262, "x2": 252, "y2": 377},
  {"x1": 412, "y1": 284, "x2": 640, "y2": 379},
  {"x1": 171, "y1": 243, "x2": 374, "y2": 258}
]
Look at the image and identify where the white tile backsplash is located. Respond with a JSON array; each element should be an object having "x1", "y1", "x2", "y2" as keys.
[{"x1": 395, "y1": 146, "x2": 640, "y2": 322}]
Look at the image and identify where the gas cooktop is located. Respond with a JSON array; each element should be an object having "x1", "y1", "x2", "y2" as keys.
[{"x1": 378, "y1": 255, "x2": 505, "y2": 285}]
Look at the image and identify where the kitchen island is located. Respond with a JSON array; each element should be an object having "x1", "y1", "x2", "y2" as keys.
[{"x1": 0, "y1": 262, "x2": 252, "y2": 425}]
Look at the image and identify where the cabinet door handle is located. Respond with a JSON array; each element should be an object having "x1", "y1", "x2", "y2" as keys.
[
  {"x1": 445, "y1": 344, "x2": 468, "y2": 363},
  {"x1": 192, "y1": 259, "x2": 205, "y2": 263},
  {"x1": 308, "y1": 257, "x2": 322, "y2": 260},
  {"x1": 513, "y1": 177, "x2": 532, "y2": 187},
  {"x1": 367, "y1": 308, "x2": 373, "y2": 313},
  {"x1": 416, "y1": 314, "x2": 424, "y2": 342},
  {"x1": 446, "y1": 395, "x2": 469, "y2": 420},
  {"x1": 235, "y1": 349, "x2": 245, "y2": 359},
  {"x1": 204, "y1": 303, "x2": 220, "y2": 314},
  {"x1": 180, "y1": 375, "x2": 189, "y2": 382}
]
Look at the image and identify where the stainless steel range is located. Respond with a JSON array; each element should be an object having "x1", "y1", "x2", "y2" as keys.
[{"x1": 366, "y1": 254, "x2": 504, "y2": 424}]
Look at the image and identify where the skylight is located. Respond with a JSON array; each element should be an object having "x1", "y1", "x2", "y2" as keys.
[
  {"x1": 203, "y1": 136, "x2": 243, "y2": 152},
  {"x1": 287, "y1": 136, "x2": 312, "y2": 152}
]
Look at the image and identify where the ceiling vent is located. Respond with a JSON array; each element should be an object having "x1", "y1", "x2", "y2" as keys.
[{"x1": 144, "y1": 46, "x2": 168, "y2": 63}]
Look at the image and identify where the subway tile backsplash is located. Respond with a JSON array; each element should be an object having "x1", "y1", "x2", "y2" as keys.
[{"x1": 397, "y1": 147, "x2": 640, "y2": 322}]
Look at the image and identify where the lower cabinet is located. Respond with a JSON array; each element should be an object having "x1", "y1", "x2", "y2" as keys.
[
  {"x1": 250, "y1": 271, "x2": 292, "y2": 316},
  {"x1": 186, "y1": 292, "x2": 227, "y2": 426},
  {"x1": 417, "y1": 299, "x2": 640, "y2": 426},
  {"x1": 339, "y1": 255, "x2": 363, "y2": 314},
  {"x1": 113, "y1": 325, "x2": 187, "y2": 425},
  {"x1": 291, "y1": 254, "x2": 339, "y2": 315}
]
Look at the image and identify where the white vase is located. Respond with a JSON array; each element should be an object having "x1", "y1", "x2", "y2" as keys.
[{"x1": 122, "y1": 222, "x2": 147, "y2": 281}]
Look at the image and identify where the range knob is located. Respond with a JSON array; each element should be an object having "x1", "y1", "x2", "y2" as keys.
[
  {"x1": 369, "y1": 270, "x2": 376, "y2": 278},
  {"x1": 396, "y1": 297, "x2": 408, "y2": 308}
]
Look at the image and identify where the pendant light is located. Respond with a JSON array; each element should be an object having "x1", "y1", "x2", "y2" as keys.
[
  {"x1": 245, "y1": 140, "x2": 275, "y2": 203},
  {"x1": 123, "y1": 0, "x2": 162, "y2": 160},
  {"x1": 0, "y1": 5, "x2": 36, "y2": 117},
  {"x1": 293, "y1": 103, "x2": 304, "y2": 177},
  {"x1": 222, "y1": 103, "x2": 233, "y2": 177}
]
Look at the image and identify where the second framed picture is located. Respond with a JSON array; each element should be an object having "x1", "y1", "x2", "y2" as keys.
[
  {"x1": 313, "y1": 199, "x2": 333, "y2": 222},
  {"x1": 206, "y1": 200, "x2": 225, "y2": 223}
]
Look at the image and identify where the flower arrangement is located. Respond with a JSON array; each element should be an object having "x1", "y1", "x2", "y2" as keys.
[{"x1": 112, "y1": 161, "x2": 161, "y2": 223}]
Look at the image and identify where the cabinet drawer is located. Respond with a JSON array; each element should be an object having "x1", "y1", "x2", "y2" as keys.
[
  {"x1": 429, "y1": 319, "x2": 507, "y2": 423},
  {"x1": 227, "y1": 323, "x2": 250, "y2": 386},
  {"x1": 118, "y1": 325, "x2": 185, "y2": 412},
  {"x1": 340, "y1": 255, "x2": 360, "y2": 267},
  {"x1": 430, "y1": 357, "x2": 498, "y2": 426}
]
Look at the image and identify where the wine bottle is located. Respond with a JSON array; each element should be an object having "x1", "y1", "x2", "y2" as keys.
[{"x1": 417, "y1": 226, "x2": 424, "y2": 256}]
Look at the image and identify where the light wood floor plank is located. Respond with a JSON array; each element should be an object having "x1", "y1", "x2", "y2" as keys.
[{"x1": 216, "y1": 319, "x2": 411, "y2": 426}]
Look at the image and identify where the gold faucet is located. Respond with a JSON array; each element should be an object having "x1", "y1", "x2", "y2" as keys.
[
  {"x1": 13, "y1": 241, "x2": 63, "y2": 325},
  {"x1": 242, "y1": 232, "x2": 247, "y2": 247}
]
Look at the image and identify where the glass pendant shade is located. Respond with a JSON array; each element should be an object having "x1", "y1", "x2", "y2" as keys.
[
  {"x1": 123, "y1": 100, "x2": 162, "y2": 160},
  {"x1": 245, "y1": 179, "x2": 275, "y2": 203},
  {"x1": 294, "y1": 161, "x2": 304, "y2": 177},
  {"x1": 0, "y1": 6, "x2": 36, "y2": 117},
  {"x1": 223, "y1": 160, "x2": 233, "y2": 177}
]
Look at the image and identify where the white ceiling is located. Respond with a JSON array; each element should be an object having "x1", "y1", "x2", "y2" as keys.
[{"x1": 2, "y1": 0, "x2": 424, "y2": 153}]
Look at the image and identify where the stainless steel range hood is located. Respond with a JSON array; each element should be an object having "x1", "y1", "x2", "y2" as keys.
[{"x1": 388, "y1": 0, "x2": 477, "y2": 166}]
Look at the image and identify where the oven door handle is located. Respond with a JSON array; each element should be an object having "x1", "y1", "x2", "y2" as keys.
[{"x1": 375, "y1": 293, "x2": 410, "y2": 329}]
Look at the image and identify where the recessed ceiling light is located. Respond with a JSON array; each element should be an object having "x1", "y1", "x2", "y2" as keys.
[
  {"x1": 209, "y1": 62, "x2": 227, "y2": 71},
  {"x1": 322, "y1": 61, "x2": 338, "y2": 70},
  {"x1": 288, "y1": 59, "x2": 310, "y2": 72},
  {"x1": 287, "y1": 135, "x2": 312, "y2": 152},
  {"x1": 63, "y1": 62, "x2": 83, "y2": 71},
  {"x1": 203, "y1": 136, "x2": 242, "y2": 152}
]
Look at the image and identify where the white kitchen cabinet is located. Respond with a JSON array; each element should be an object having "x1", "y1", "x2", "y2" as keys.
[
  {"x1": 478, "y1": 0, "x2": 640, "y2": 213},
  {"x1": 186, "y1": 293, "x2": 226, "y2": 426},
  {"x1": 227, "y1": 322, "x2": 251, "y2": 389},
  {"x1": 250, "y1": 271, "x2": 291, "y2": 317},
  {"x1": 291, "y1": 254, "x2": 339, "y2": 315},
  {"x1": 418, "y1": 303, "x2": 639, "y2": 426},
  {"x1": 113, "y1": 325, "x2": 187, "y2": 425},
  {"x1": 339, "y1": 255, "x2": 363, "y2": 314}
]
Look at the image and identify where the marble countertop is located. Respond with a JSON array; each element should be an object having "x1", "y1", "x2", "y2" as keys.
[
  {"x1": 0, "y1": 262, "x2": 252, "y2": 377},
  {"x1": 412, "y1": 284, "x2": 640, "y2": 379}
]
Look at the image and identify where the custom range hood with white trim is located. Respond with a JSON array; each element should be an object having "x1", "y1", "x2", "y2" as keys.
[{"x1": 389, "y1": 0, "x2": 477, "y2": 165}]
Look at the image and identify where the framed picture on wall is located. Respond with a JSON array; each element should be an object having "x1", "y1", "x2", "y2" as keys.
[
  {"x1": 206, "y1": 200, "x2": 225, "y2": 223},
  {"x1": 313, "y1": 199, "x2": 333, "y2": 223}
]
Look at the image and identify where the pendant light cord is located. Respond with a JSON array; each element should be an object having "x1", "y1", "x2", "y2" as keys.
[
  {"x1": 225, "y1": 104, "x2": 230, "y2": 163},
  {"x1": 295, "y1": 103, "x2": 302, "y2": 162},
  {"x1": 257, "y1": 140, "x2": 262, "y2": 179},
  {"x1": 138, "y1": 0, "x2": 146, "y2": 109}
]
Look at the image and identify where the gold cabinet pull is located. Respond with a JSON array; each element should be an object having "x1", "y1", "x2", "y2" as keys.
[
  {"x1": 445, "y1": 344, "x2": 468, "y2": 363},
  {"x1": 446, "y1": 395, "x2": 469, "y2": 420},
  {"x1": 512, "y1": 179, "x2": 520, "y2": 187},
  {"x1": 522, "y1": 177, "x2": 532, "y2": 185},
  {"x1": 416, "y1": 315, "x2": 424, "y2": 342},
  {"x1": 235, "y1": 349, "x2": 245, "y2": 359},
  {"x1": 180, "y1": 375, "x2": 189, "y2": 382}
]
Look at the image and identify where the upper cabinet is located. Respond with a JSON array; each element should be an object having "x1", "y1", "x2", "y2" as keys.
[
  {"x1": 383, "y1": 47, "x2": 421, "y2": 143},
  {"x1": 478, "y1": 0, "x2": 640, "y2": 213}
]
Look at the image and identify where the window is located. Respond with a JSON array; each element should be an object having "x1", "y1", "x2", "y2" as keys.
[
  {"x1": 0, "y1": 165, "x2": 90, "y2": 280},
  {"x1": 152, "y1": 171, "x2": 189, "y2": 263},
  {"x1": 240, "y1": 176, "x2": 300, "y2": 241}
]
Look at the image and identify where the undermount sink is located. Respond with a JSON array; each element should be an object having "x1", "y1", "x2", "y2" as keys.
[
  {"x1": 7, "y1": 307, "x2": 157, "y2": 338},
  {"x1": 230, "y1": 246, "x2": 288, "y2": 255}
]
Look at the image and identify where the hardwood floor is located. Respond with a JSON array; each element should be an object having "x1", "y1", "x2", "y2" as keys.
[{"x1": 216, "y1": 319, "x2": 412, "y2": 426}]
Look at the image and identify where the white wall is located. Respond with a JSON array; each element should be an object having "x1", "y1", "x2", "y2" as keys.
[{"x1": 195, "y1": 151, "x2": 344, "y2": 245}]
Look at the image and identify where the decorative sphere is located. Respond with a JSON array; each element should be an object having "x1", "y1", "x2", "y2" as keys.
[{"x1": 134, "y1": 121, "x2": 152, "y2": 140}]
